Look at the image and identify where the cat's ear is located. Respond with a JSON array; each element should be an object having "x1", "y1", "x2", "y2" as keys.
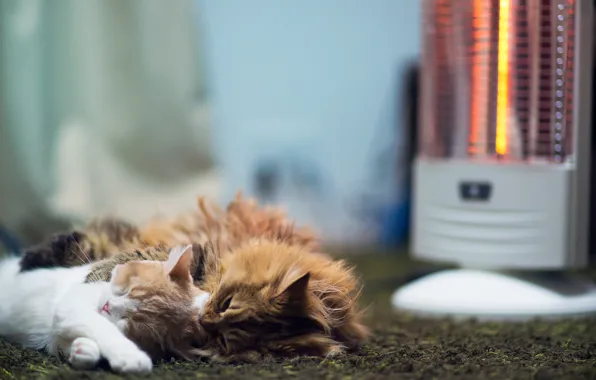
[
  {"x1": 164, "y1": 244, "x2": 193, "y2": 281},
  {"x1": 273, "y1": 270, "x2": 310, "y2": 308}
]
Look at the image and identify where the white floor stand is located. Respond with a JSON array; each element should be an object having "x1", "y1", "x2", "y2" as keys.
[{"x1": 391, "y1": 268, "x2": 596, "y2": 321}]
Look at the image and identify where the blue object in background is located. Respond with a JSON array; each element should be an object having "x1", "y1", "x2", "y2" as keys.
[
  {"x1": 196, "y1": 0, "x2": 420, "y2": 246},
  {"x1": 380, "y1": 195, "x2": 411, "y2": 247},
  {"x1": 0, "y1": 226, "x2": 21, "y2": 254}
]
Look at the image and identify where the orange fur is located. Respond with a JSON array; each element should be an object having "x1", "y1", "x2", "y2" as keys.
[
  {"x1": 197, "y1": 239, "x2": 369, "y2": 362},
  {"x1": 139, "y1": 192, "x2": 320, "y2": 253}
]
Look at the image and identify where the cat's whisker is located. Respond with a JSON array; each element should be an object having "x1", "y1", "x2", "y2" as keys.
[
  {"x1": 73, "y1": 239, "x2": 93, "y2": 265},
  {"x1": 75, "y1": 252, "x2": 90, "y2": 266}
]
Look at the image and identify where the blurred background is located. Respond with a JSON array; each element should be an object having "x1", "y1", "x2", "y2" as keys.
[{"x1": 0, "y1": 0, "x2": 420, "y2": 253}]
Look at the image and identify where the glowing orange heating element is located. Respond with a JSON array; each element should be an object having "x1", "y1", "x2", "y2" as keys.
[
  {"x1": 469, "y1": 0, "x2": 481, "y2": 155},
  {"x1": 496, "y1": 0, "x2": 510, "y2": 156},
  {"x1": 470, "y1": 0, "x2": 490, "y2": 156}
]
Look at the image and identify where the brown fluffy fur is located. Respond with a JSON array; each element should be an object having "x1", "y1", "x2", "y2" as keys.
[
  {"x1": 196, "y1": 239, "x2": 369, "y2": 362},
  {"x1": 108, "y1": 247, "x2": 207, "y2": 361},
  {"x1": 19, "y1": 193, "x2": 370, "y2": 362},
  {"x1": 139, "y1": 193, "x2": 320, "y2": 252}
]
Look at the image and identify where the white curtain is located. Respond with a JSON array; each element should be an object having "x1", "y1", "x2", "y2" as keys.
[{"x1": 0, "y1": 0, "x2": 217, "y2": 249}]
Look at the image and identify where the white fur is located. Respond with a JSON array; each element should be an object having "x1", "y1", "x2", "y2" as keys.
[
  {"x1": 69, "y1": 337, "x2": 100, "y2": 370},
  {"x1": 193, "y1": 291, "x2": 211, "y2": 312},
  {"x1": 0, "y1": 257, "x2": 152, "y2": 373}
]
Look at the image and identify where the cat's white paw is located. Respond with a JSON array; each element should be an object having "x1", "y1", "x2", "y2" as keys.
[
  {"x1": 68, "y1": 337, "x2": 101, "y2": 370},
  {"x1": 106, "y1": 346, "x2": 153, "y2": 373}
]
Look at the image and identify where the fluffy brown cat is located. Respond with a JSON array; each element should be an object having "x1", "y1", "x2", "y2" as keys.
[
  {"x1": 196, "y1": 238, "x2": 369, "y2": 362},
  {"x1": 19, "y1": 194, "x2": 369, "y2": 362}
]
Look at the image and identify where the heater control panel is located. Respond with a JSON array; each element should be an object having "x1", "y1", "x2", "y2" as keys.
[{"x1": 459, "y1": 182, "x2": 492, "y2": 202}]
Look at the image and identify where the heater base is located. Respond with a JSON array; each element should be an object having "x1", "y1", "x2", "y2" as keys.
[{"x1": 391, "y1": 269, "x2": 596, "y2": 321}]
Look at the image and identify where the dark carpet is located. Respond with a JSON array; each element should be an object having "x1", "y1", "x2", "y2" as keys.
[{"x1": 1, "y1": 251, "x2": 595, "y2": 380}]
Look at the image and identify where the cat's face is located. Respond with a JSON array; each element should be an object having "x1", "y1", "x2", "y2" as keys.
[
  {"x1": 98, "y1": 245, "x2": 210, "y2": 360},
  {"x1": 199, "y1": 240, "x2": 328, "y2": 357}
]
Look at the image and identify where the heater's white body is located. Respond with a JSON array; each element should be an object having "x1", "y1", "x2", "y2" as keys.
[
  {"x1": 412, "y1": 159, "x2": 586, "y2": 269},
  {"x1": 391, "y1": 0, "x2": 596, "y2": 320},
  {"x1": 393, "y1": 159, "x2": 596, "y2": 320}
]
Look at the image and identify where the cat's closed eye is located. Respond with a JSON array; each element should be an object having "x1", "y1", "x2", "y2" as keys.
[
  {"x1": 217, "y1": 296, "x2": 232, "y2": 313},
  {"x1": 112, "y1": 286, "x2": 128, "y2": 297}
]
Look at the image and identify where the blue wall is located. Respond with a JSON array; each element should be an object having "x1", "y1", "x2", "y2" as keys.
[{"x1": 197, "y1": 0, "x2": 421, "y2": 245}]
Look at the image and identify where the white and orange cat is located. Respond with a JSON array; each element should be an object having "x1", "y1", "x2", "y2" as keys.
[{"x1": 0, "y1": 245, "x2": 208, "y2": 373}]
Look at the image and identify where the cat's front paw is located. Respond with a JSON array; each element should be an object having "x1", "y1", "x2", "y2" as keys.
[
  {"x1": 68, "y1": 337, "x2": 101, "y2": 370},
  {"x1": 106, "y1": 346, "x2": 152, "y2": 373}
]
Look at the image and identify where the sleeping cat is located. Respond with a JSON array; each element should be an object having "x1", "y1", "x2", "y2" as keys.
[
  {"x1": 71, "y1": 237, "x2": 368, "y2": 362},
  {"x1": 19, "y1": 194, "x2": 369, "y2": 362},
  {"x1": 0, "y1": 245, "x2": 208, "y2": 372},
  {"x1": 196, "y1": 238, "x2": 369, "y2": 362}
]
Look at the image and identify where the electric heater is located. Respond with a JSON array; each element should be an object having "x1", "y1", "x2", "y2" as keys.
[{"x1": 392, "y1": 0, "x2": 596, "y2": 319}]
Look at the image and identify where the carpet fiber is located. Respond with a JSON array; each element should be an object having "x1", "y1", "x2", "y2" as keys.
[{"x1": 1, "y1": 252, "x2": 595, "y2": 379}]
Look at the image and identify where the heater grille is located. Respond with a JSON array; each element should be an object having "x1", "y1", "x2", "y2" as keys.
[{"x1": 420, "y1": 0, "x2": 578, "y2": 163}]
